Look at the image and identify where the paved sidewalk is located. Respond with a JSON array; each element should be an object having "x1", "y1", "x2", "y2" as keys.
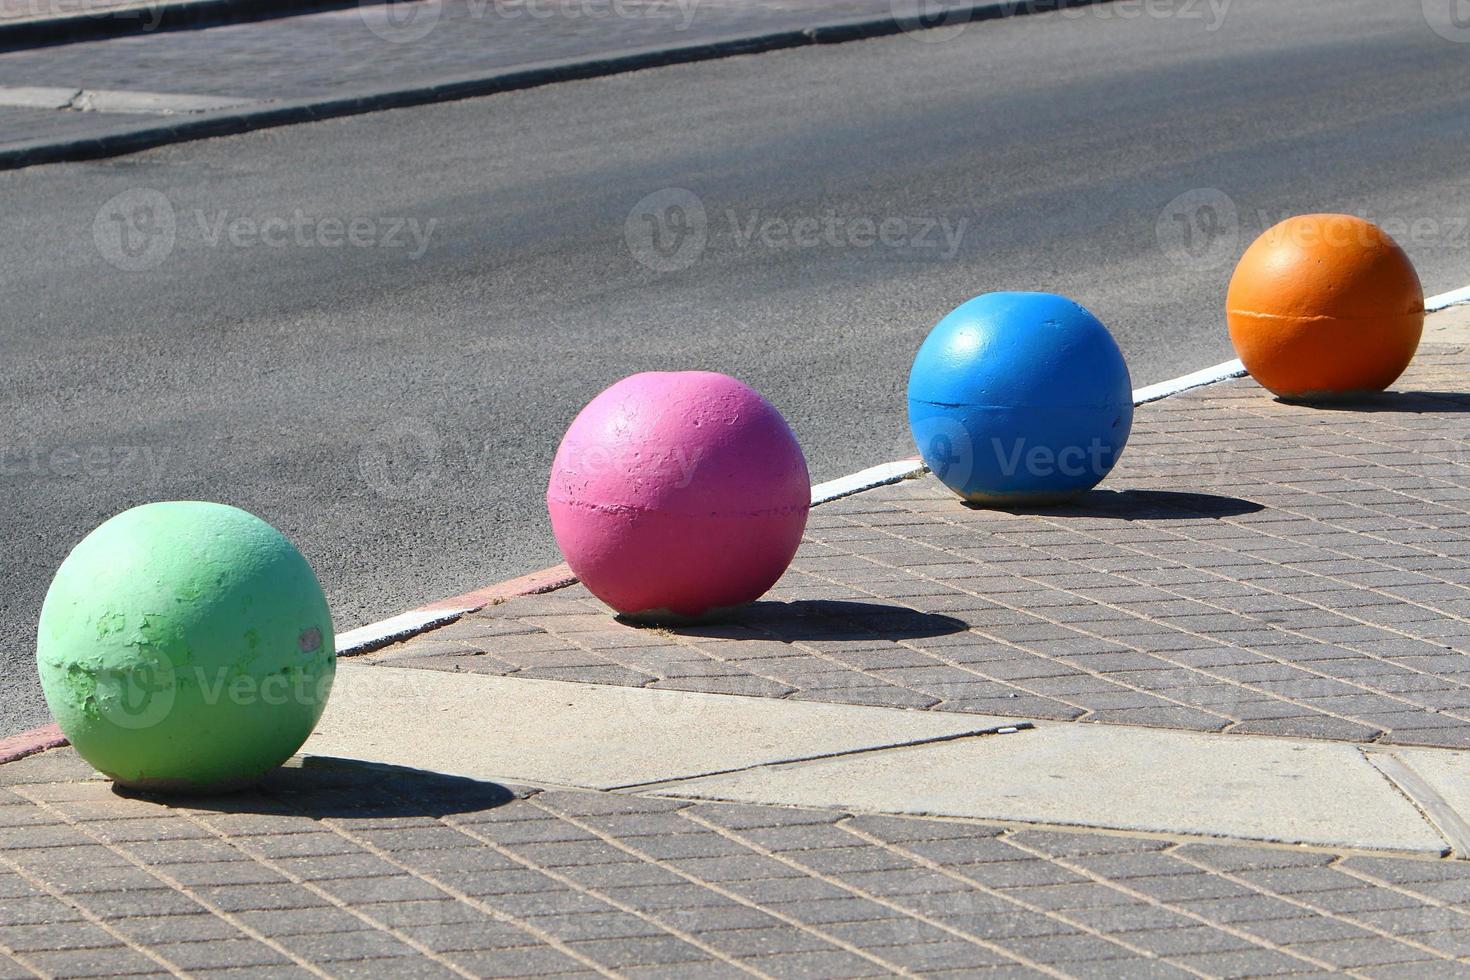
[
  {"x1": 3, "y1": 322, "x2": 1468, "y2": 976},
  {"x1": 7, "y1": 746, "x2": 1470, "y2": 979},
  {"x1": 368, "y1": 342, "x2": 1470, "y2": 749}
]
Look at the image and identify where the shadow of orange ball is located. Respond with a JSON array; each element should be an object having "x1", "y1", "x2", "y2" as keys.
[{"x1": 1226, "y1": 214, "x2": 1424, "y2": 402}]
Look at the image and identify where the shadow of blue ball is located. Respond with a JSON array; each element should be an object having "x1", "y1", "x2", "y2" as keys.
[{"x1": 907, "y1": 292, "x2": 1133, "y2": 506}]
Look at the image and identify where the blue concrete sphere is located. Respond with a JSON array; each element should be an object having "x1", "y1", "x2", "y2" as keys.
[{"x1": 907, "y1": 292, "x2": 1133, "y2": 505}]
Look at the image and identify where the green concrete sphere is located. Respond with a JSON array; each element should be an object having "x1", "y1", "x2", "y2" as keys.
[{"x1": 37, "y1": 502, "x2": 335, "y2": 793}]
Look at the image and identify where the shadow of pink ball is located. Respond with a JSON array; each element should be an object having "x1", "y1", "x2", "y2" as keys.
[{"x1": 547, "y1": 371, "x2": 810, "y2": 623}]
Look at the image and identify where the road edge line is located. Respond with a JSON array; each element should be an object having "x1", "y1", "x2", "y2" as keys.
[{"x1": 54, "y1": 286, "x2": 1470, "y2": 681}]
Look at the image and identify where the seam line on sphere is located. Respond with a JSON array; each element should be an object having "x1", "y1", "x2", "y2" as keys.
[
  {"x1": 909, "y1": 399, "x2": 1133, "y2": 410},
  {"x1": 1226, "y1": 310, "x2": 1426, "y2": 323},
  {"x1": 547, "y1": 498, "x2": 811, "y2": 518}
]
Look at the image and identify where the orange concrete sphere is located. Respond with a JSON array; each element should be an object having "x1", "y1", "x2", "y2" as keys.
[{"x1": 1226, "y1": 214, "x2": 1424, "y2": 401}]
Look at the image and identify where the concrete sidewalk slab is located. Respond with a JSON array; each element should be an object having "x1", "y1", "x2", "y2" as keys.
[
  {"x1": 303, "y1": 663, "x2": 1020, "y2": 791},
  {"x1": 1385, "y1": 747, "x2": 1470, "y2": 853},
  {"x1": 1425, "y1": 301, "x2": 1470, "y2": 344},
  {"x1": 299, "y1": 664, "x2": 1469, "y2": 858},
  {"x1": 649, "y1": 723, "x2": 1454, "y2": 856}
]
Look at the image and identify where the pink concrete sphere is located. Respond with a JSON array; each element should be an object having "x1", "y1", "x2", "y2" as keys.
[{"x1": 547, "y1": 371, "x2": 810, "y2": 623}]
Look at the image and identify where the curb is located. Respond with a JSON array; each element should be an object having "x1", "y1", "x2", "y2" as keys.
[
  {"x1": 335, "y1": 462, "x2": 941, "y2": 657},
  {"x1": 1130, "y1": 284, "x2": 1470, "y2": 406},
  {"x1": 0, "y1": 722, "x2": 66, "y2": 765},
  {"x1": 0, "y1": 0, "x2": 1114, "y2": 171},
  {"x1": 0, "y1": 0, "x2": 380, "y2": 52},
  {"x1": 335, "y1": 563, "x2": 576, "y2": 656},
  {"x1": 328, "y1": 362, "x2": 1232, "y2": 657},
  {"x1": 15, "y1": 286, "x2": 1470, "y2": 759},
  {"x1": 1428, "y1": 284, "x2": 1470, "y2": 312},
  {"x1": 337, "y1": 285, "x2": 1470, "y2": 655},
  {"x1": 810, "y1": 458, "x2": 927, "y2": 506},
  {"x1": 1131, "y1": 358, "x2": 1246, "y2": 406}
]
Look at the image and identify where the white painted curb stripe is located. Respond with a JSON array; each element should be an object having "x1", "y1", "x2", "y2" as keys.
[
  {"x1": 811, "y1": 459, "x2": 926, "y2": 505},
  {"x1": 1131, "y1": 358, "x2": 1247, "y2": 405},
  {"x1": 338, "y1": 463, "x2": 932, "y2": 654},
  {"x1": 336, "y1": 608, "x2": 466, "y2": 657},
  {"x1": 1428, "y1": 284, "x2": 1470, "y2": 311},
  {"x1": 340, "y1": 282, "x2": 1470, "y2": 656}
]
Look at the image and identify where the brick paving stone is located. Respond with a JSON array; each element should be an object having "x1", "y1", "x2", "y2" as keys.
[
  {"x1": 11, "y1": 354, "x2": 1470, "y2": 971},
  {"x1": 1299, "y1": 888, "x2": 1427, "y2": 915},
  {"x1": 24, "y1": 946, "x2": 170, "y2": 977},
  {"x1": 151, "y1": 938, "x2": 291, "y2": 970},
  {"x1": 443, "y1": 945, "x2": 589, "y2": 976},
  {"x1": 1172, "y1": 947, "x2": 1329, "y2": 976},
  {"x1": 368, "y1": 346, "x2": 1470, "y2": 749},
  {"x1": 107, "y1": 912, "x2": 250, "y2": 944},
  {"x1": 0, "y1": 920, "x2": 118, "y2": 952}
]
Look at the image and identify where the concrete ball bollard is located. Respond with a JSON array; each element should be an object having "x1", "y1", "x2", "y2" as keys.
[
  {"x1": 36, "y1": 501, "x2": 335, "y2": 794},
  {"x1": 1227, "y1": 214, "x2": 1424, "y2": 402},
  {"x1": 907, "y1": 292, "x2": 1134, "y2": 506},
  {"x1": 547, "y1": 371, "x2": 810, "y2": 624}
]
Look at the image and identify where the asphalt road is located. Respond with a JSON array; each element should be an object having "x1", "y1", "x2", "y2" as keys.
[{"x1": 4, "y1": 0, "x2": 1470, "y2": 734}]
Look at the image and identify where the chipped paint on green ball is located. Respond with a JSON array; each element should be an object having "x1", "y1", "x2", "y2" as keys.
[{"x1": 37, "y1": 501, "x2": 334, "y2": 793}]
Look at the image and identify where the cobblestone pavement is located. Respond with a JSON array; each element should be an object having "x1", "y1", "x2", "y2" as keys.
[
  {"x1": 6, "y1": 746, "x2": 1470, "y2": 979},
  {"x1": 368, "y1": 344, "x2": 1470, "y2": 749}
]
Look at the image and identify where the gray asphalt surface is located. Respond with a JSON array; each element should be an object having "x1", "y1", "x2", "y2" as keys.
[{"x1": 4, "y1": 0, "x2": 1470, "y2": 734}]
